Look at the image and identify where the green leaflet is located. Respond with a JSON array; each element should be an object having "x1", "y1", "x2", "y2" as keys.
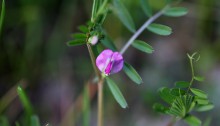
[
  {"x1": 170, "y1": 88, "x2": 186, "y2": 96},
  {"x1": 164, "y1": 7, "x2": 188, "y2": 17},
  {"x1": 140, "y1": 0, "x2": 152, "y2": 17},
  {"x1": 71, "y1": 33, "x2": 87, "y2": 39},
  {"x1": 68, "y1": 33, "x2": 87, "y2": 46},
  {"x1": 113, "y1": 0, "x2": 136, "y2": 33},
  {"x1": 195, "y1": 104, "x2": 214, "y2": 112},
  {"x1": 170, "y1": 96, "x2": 186, "y2": 117},
  {"x1": 78, "y1": 25, "x2": 89, "y2": 33},
  {"x1": 123, "y1": 62, "x2": 143, "y2": 85},
  {"x1": 153, "y1": 103, "x2": 168, "y2": 114},
  {"x1": 194, "y1": 76, "x2": 204, "y2": 82},
  {"x1": 31, "y1": 115, "x2": 40, "y2": 126},
  {"x1": 182, "y1": 95, "x2": 195, "y2": 113},
  {"x1": 184, "y1": 115, "x2": 201, "y2": 126},
  {"x1": 190, "y1": 88, "x2": 208, "y2": 99},
  {"x1": 17, "y1": 86, "x2": 33, "y2": 115},
  {"x1": 106, "y1": 77, "x2": 128, "y2": 108},
  {"x1": 67, "y1": 39, "x2": 87, "y2": 46},
  {"x1": 0, "y1": 0, "x2": 5, "y2": 35},
  {"x1": 132, "y1": 40, "x2": 154, "y2": 54},
  {"x1": 195, "y1": 97, "x2": 209, "y2": 105},
  {"x1": 147, "y1": 23, "x2": 172, "y2": 36},
  {"x1": 175, "y1": 81, "x2": 190, "y2": 88},
  {"x1": 158, "y1": 87, "x2": 176, "y2": 104}
]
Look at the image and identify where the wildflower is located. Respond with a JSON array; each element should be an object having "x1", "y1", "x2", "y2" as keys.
[{"x1": 96, "y1": 49, "x2": 124, "y2": 76}]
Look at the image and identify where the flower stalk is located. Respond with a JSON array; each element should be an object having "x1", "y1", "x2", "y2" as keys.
[
  {"x1": 97, "y1": 77, "x2": 104, "y2": 126},
  {"x1": 187, "y1": 53, "x2": 196, "y2": 93},
  {"x1": 86, "y1": 43, "x2": 104, "y2": 126},
  {"x1": 87, "y1": 44, "x2": 101, "y2": 79}
]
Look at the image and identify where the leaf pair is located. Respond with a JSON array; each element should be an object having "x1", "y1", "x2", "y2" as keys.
[
  {"x1": 113, "y1": 5, "x2": 173, "y2": 36},
  {"x1": 67, "y1": 37, "x2": 87, "y2": 46},
  {"x1": 67, "y1": 25, "x2": 89, "y2": 46},
  {"x1": 140, "y1": 0, "x2": 188, "y2": 36},
  {"x1": 140, "y1": 0, "x2": 188, "y2": 18},
  {"x1": 191, "y1": 88, "x2": 214, "y2": 112}
]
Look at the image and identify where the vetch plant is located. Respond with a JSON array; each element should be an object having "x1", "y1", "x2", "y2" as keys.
[
  {"x1": 153, "y1": 53, "x2": 214, "y2": 126},
  {"x1": 0, "y1": 0, "x2": 214, "y2": 126},
  {"x1": 67, "y1": 0, "x2": 213, "y2": 126}
]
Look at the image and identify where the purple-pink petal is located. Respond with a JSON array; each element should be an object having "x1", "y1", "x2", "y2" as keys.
[
  {"x1": 96, "y1": 49, "x2": 124, "y2": 75},
  {"x1": 110, "y1": 52, "x2": 124, "y2": 74}
]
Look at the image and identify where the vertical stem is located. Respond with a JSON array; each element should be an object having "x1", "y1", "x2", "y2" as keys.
[
  {"x1": 87, "y1": 44, "x2": 101, "y2": 78},
  {"x1": 97, "y1": 78, "x2": 104, "y2": 126},
  {"x1": 87, "y1": 43, "x2": 104, "y2": 126},
  {"x1": 189, "y1": 57, "x2": 195, "y2": 78},
  {"x1": 187, "y1": 56, "x2": 195, "y2": 92},
  {"x1": 91, "y1": 0, "x2": 98, "y2": 22}
]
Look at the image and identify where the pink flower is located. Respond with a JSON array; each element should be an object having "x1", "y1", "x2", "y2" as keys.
[{"x1": 96, "y1": 49, "x2": 124, "y2": 76}]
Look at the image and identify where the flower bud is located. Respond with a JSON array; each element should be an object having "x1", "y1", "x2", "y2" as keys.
[{"x1": 89, "y1": 36, "x2": 99, "y2": 45}]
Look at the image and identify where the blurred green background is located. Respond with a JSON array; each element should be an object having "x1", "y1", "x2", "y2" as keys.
[{"x1": 0, "y1": 0, "x2": 220, "y2": 126}]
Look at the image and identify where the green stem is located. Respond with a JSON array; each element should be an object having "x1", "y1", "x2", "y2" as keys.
[
  {"x1": 187, "y1": 56, "x2": 195, "y2": 93},
  {"x1": 91, "y1": 0, "x2": 99, "y2": 22},
  {"x1": 96, "y1": 0, "x2": 108, "y2": 16},
  {"x1": 190, "y1": 57, "x2": 195, "y2": 78},
  {"x1": 87, "y1": 44, "x2": 104, "y2": 126},
  {"x1": 97, "y1": 77, "x2": 104, "y2": 126},
  {"x1": 87, "y1": 44, "x2": 101, "y2": 79}
]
